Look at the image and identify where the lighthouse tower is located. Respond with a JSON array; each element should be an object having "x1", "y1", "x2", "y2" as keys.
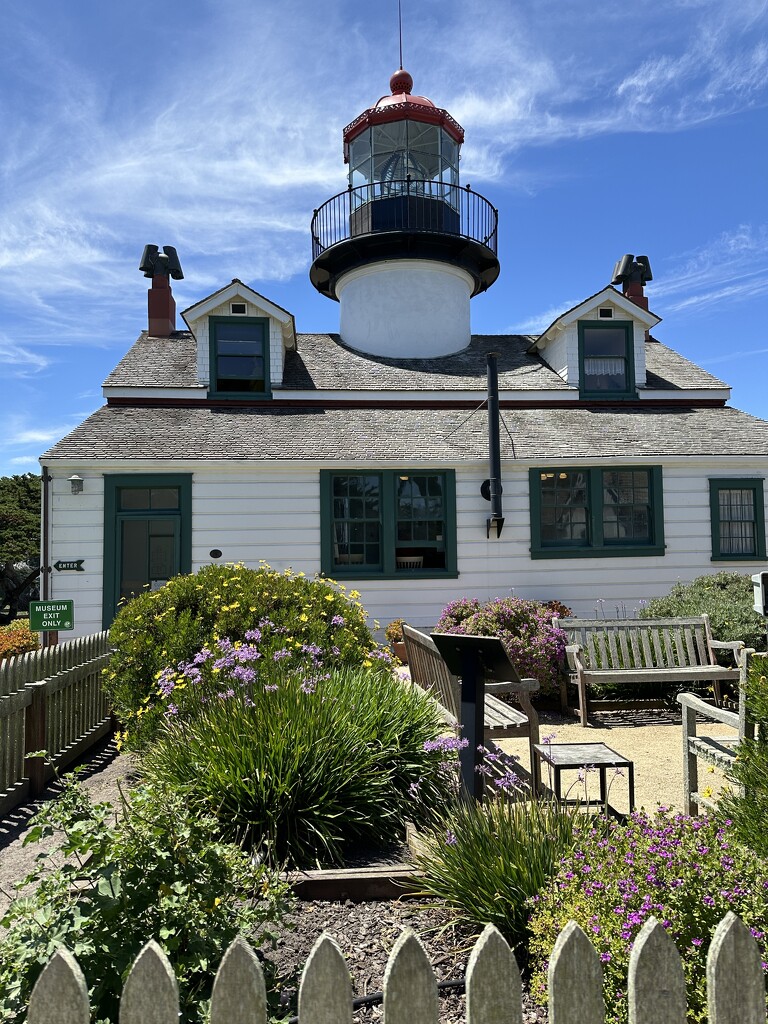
[{"x1": 309, "y1": 69, "x2": 500, "y2": 358}]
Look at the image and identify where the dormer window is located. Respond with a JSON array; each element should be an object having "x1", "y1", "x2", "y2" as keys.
[
  {"x1": 578, "y1": 320, "x2": 635, "y2": 398},
  {"x1": 209, "y1": 316, "x2": 270, "y2": 396}
]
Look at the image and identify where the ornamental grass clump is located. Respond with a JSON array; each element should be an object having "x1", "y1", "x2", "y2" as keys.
[
  {"x1": 105, "y1": 563, "x2": 376, "y2": 749},
  {"x1": 139, "y1": 646, "x2": 456, "y2": 868},
  {"x1": 527, "y1": 809, "x2": 768, "y2": 1024},
  {"x1": 436, "y1": 596, "x2": 568, "y2": 697},
  {"x1": 412, "y1": 782, "x2": 580, "y2": 953},
  {"x1": 720, "y1": 654, "x2": 768, "y2": 858}
]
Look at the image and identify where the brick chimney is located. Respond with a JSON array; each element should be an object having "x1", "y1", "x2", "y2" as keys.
[
  {"x1": 148, "y1": 274, "x2": 177, "y2": 336},
  {"x1": 139, "y1": 244, "x2": 184, "y2": 337},
  {"x1": 611, "y1": 254, "x2": 652, "y2": 311}
]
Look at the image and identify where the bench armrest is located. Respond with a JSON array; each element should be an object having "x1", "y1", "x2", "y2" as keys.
[
  {"x1": 564, "y1": 643, "x2": 585, "y2": 673},
  {"x1": 677, "y1": 691, "x2": 740, "y2": 729},
  {"x1": 486, "y1": 678, "x2": 540, "y2": 695},
  {"x1": 710, "y1": 639, "x2": 745, "y2": 666}
]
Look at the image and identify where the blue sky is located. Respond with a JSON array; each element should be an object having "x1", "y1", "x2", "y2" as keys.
[{"x1": 1, "y1": 0, "x2": 767, "y2": 477}]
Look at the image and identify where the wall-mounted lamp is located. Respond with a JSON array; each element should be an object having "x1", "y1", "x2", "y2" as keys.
[{"x1": 68, "y1": 474, "x2": 84, "y2": 495}]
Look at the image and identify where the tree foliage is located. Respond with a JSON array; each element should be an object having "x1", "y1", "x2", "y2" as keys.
[{"x1": 0, "y1": 474, "x2": 42, "y2": 622}]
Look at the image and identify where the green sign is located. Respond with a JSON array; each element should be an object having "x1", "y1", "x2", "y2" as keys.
[
  {"x1": 30, "y1": 600, "x2": 75, "y2": 632},
  {"x1": 54, "y1": 559, "x2": 84, "y2": 572}
]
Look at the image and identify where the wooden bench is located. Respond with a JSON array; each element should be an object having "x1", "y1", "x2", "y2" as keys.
[
  {"x1": 678, "y1": 648, "x2": 754, "y2": 815},
  {"x1": 402, "y1": 624, "x2": 541, "y2": 790},
  {"x1": 553, "y1": 615, "x2": 744, "y2": 727}
]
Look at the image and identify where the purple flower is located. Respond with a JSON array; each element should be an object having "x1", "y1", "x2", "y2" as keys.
[
  {"x1": 273, "y1": 648, "x2": 291, "y2": 661},
  {"x1": 445, "y1": 830, "x2": 457, "y2": 846},
  {"x1": 331, "y1": 614, "x2": 345, "y2": 626}
]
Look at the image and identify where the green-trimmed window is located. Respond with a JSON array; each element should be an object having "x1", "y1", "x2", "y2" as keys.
[
  {"x1": 209, "y1": 317, "x2": 270, "y2": 396},
  {"x1": 578, "y1": 321, "x2": 635, "y2": 398},
  {"x1": 103, "y1": 474, "x2": 192, "y2": 626},
  {"x1": 709, "y1": 479, "x2": 766, "y2": 560},
  {"x1": 529, "y1": 466, "x2": 664, "y2": 558},
  {"x1": 321, "y1": 470, "x2": 457, "y2": 577}
]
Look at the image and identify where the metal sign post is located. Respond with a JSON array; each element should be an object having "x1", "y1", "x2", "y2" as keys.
[{"x1": 430, "y1": 633, "x2": 523, "y2": 801}]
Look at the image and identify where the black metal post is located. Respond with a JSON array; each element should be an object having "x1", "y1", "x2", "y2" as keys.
[
  {"x1": 458, "y1": 648, "x2": 485, "y2": 801},
  {"x1": 486, "y1": 352, "x2": 504, "y2": 538}
]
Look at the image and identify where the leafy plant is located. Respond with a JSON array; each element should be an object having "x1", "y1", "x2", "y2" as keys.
[
  {"x1": 139, "y1": 658, "x2": 456, "y2": 868},
  {"x1": 720, "y1": 653, "x2": 768, "y2": 857},
  {"x1": 412, "y1": 785, "x2": 580, "y2": 952},
  {"x1": 0, "y1": 776, "x2": 290, "y2": 1024},
  {"x1": 385, "y1": 617, "x2": 406, "y2": 644},
  {"x1": 0, "y1": 619, "x2": 38, "y2": 660},
  {"x1": 104, "y1": 563, "x2": 376, "y2": 748},
  {"x1": 436, "y1": 596, "x2": 567, "y2": 697},
  {"x1": 640, "y1": 571, "x2": 764, "y2": 657},
  {"x1": 527, "y1": 809, "x2": 768, "y2": 1024}
]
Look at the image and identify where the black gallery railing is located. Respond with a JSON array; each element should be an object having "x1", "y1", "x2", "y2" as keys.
[{"x1": 311, "y1": 179, "x2": 499, "y2": 260}]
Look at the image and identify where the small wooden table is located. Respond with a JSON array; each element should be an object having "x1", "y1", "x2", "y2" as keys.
[{"x1": 534, "y1": 742, "x2": 635, "y2": 816}]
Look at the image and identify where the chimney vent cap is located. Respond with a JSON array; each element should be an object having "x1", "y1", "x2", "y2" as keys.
[{"x1": 140, "y1": 244, "x2": 184, "y2": 280}]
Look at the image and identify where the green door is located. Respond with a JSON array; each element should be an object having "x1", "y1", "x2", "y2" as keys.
[{"x1": 103, "y1": 476, "x2": 191, "y2": 625}]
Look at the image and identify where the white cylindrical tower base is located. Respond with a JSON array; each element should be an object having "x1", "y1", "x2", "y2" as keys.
[{"x1": 336, "y1": 259, "x2": 474, "y2": 358}]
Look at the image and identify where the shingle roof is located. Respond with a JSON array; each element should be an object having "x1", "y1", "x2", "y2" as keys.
[
  {"x1": 103, "y1": 332, "x2": 202, "y2": 388},
  {"x1": 43, "y1": 403, "x2": 768, "y2": 462},
  {"x1": 102, "y1": 331, "x2": 727, "y2": 393}
]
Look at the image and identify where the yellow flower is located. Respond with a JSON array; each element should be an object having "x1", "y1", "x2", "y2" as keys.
[
  {"x1": 299, "y1": 613, "x2": 308, "y2": 622},
  {"x1": 701, "y1": 785, "x2": 714, "y2": 799},
  {"x1": 363, "y1": 660, "x2": 373, "y2": 668},
  {"x1": 350, "y1": 590, "x2": 361, "y2": 600},
  {"x1": 325, "y1": 594, "x2": 334, "y2": 602}
]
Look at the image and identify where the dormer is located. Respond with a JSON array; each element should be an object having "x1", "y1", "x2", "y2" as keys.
[
  {"x1": 182, "y1": 280, "x2": 296, "y2": 398},
  {"x1": 529, "y1": 285, "x2": 661, "y2": 399}
]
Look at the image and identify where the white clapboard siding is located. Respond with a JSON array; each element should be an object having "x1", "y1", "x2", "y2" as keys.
[
  {"x1": 47, "y1": 457, "x2": 768, "y2": 636},
  {"x1": 24, "y1": 915, "x2": 766, "y2": 1024}
]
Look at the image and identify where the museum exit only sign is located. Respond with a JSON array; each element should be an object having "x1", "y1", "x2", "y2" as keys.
[{"x1": 29, "y1": 600, "x2": 75, "y2": 632}]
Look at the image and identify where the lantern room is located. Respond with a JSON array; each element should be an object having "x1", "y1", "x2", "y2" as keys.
[{"x1": 309, "y1": 69, "x2": 500, "y2": 358}]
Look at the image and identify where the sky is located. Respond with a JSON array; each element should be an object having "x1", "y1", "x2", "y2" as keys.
[{"x1": 1, "y1": 0, "x2": 767, "y2": 477}]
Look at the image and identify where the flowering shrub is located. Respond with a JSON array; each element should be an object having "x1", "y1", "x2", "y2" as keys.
[
  {"x1": 105, "y1": 563, "x2": 376, "y2": 748},
  {"x1": 0, "y1": 619, "x2": 38, "y2": 660},
  {"x1": 0, "y1": 776, "x2": 290, "y2": 1024},
  {"x1": 527, "y1": 809, "x2": 768, "y2": 1024},
  {"x1": 139, "y1": 644, "x2": 456, "y2": 868},
  {"x1": 641, "y1": 571, "x2": 764, "y2": 658},
  {"x1": 435, "y1": 596, "x2": 567, "y2": 697}
]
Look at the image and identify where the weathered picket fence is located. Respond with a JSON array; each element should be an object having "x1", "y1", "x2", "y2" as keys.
[
  {"x1": 23, "y1": 914, "x2": 766, "y2": 1024},
  {"x1": 0, "y1": 631, "x2": 112, "y2": 816}
]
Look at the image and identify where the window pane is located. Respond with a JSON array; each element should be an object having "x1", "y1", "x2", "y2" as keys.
[
  {"x1": 119, "y1": 488, "x2": 150, "y2": 510},
  {"x1": 150, "y1": 488, "x2": 179, "y2": 510},
  {"x1": 331, "y1": 474, "x2": 382, "y2": 568},
  {"x1": 719, "y1": 488, "x2": 756, "y2": 555},
  {"x1": 214, "y1": 322, "x2": 266, "y2": 392},
  {"x1": 540, "y1": 471, "x2": 589, "y2": 545},
  {"x1": 582, "y1": 327, "x2": 628, "y2": 392},
  {"x1": 603, "y1": 470, "x2": 652, "y2": 544}
]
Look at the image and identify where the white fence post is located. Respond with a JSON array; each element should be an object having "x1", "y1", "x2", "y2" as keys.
[
  {"x1": 27, "y1": 949, "x2": 89, "y2": 1024},
  {"x1": 210, "y1": 936, "x2": 267, "y2": 1024},
  {"x1": 466, "y1": 923, "x2": 522, "y2": 1024},
  {"x1": 383, "y1": 927, "x2": 439, "y2": 1024},
  {"x1": 119, "y1": 940, "x2": 178, "y2": 1024},
  {"x1": 548, "y1": 920, "x2": 605, "y2": 1024},
  {"x1": 299, "y1": 933, "x2": 352, "y2": 1024},
  {"x1": 628, "y1": 917, "x2": 686, "y2": 1024},
  {"x1": 708, "y1": 912, "x2": 765, "y2": 1024}
]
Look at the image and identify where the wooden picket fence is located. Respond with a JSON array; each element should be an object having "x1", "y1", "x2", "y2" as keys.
[
  {"x1": 0, "y1": 631, "x2": 112, "y2": 817},
  {"x1": 23, "y1": 913, "x2": 766, "y2": 1024}
]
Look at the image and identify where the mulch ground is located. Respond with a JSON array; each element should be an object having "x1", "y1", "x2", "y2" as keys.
[{"x1": 0, "y1": 739, "x2": 548, "y2": 1022}]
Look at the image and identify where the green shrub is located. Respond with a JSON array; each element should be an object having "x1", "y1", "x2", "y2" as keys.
[
  {"x1": 0, "y1": 619, "x2": 38, "y2": 660},
  {"x1": 412, "y1": 786, "x2": 580, "y2": 952},
  {"x1": 105, "y1": 563, "x2": 376, "y2": 748},
  {"x1": 139, "y1": 659, "x2": 456, "y2": 868},
  {"x1": 720, "y1": 654, "x2": 768, "y2": 857},
  {"x1": 0, "y1": 776, "x2": 290, "y2": 1024},
  {"x1": 640, "y1": 571, "x2": 764, "y2": 656},
  {"x1": 435, "y1": 597, "x2": 568, "y2": 697},
  {"x1": 527, "y1": 809, "x2": 768, "y2": 1024}
]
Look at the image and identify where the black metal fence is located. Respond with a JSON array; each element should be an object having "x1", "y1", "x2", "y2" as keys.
[{"x1": 311, "y1": 179, "x2": 498, "y2": 259}]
